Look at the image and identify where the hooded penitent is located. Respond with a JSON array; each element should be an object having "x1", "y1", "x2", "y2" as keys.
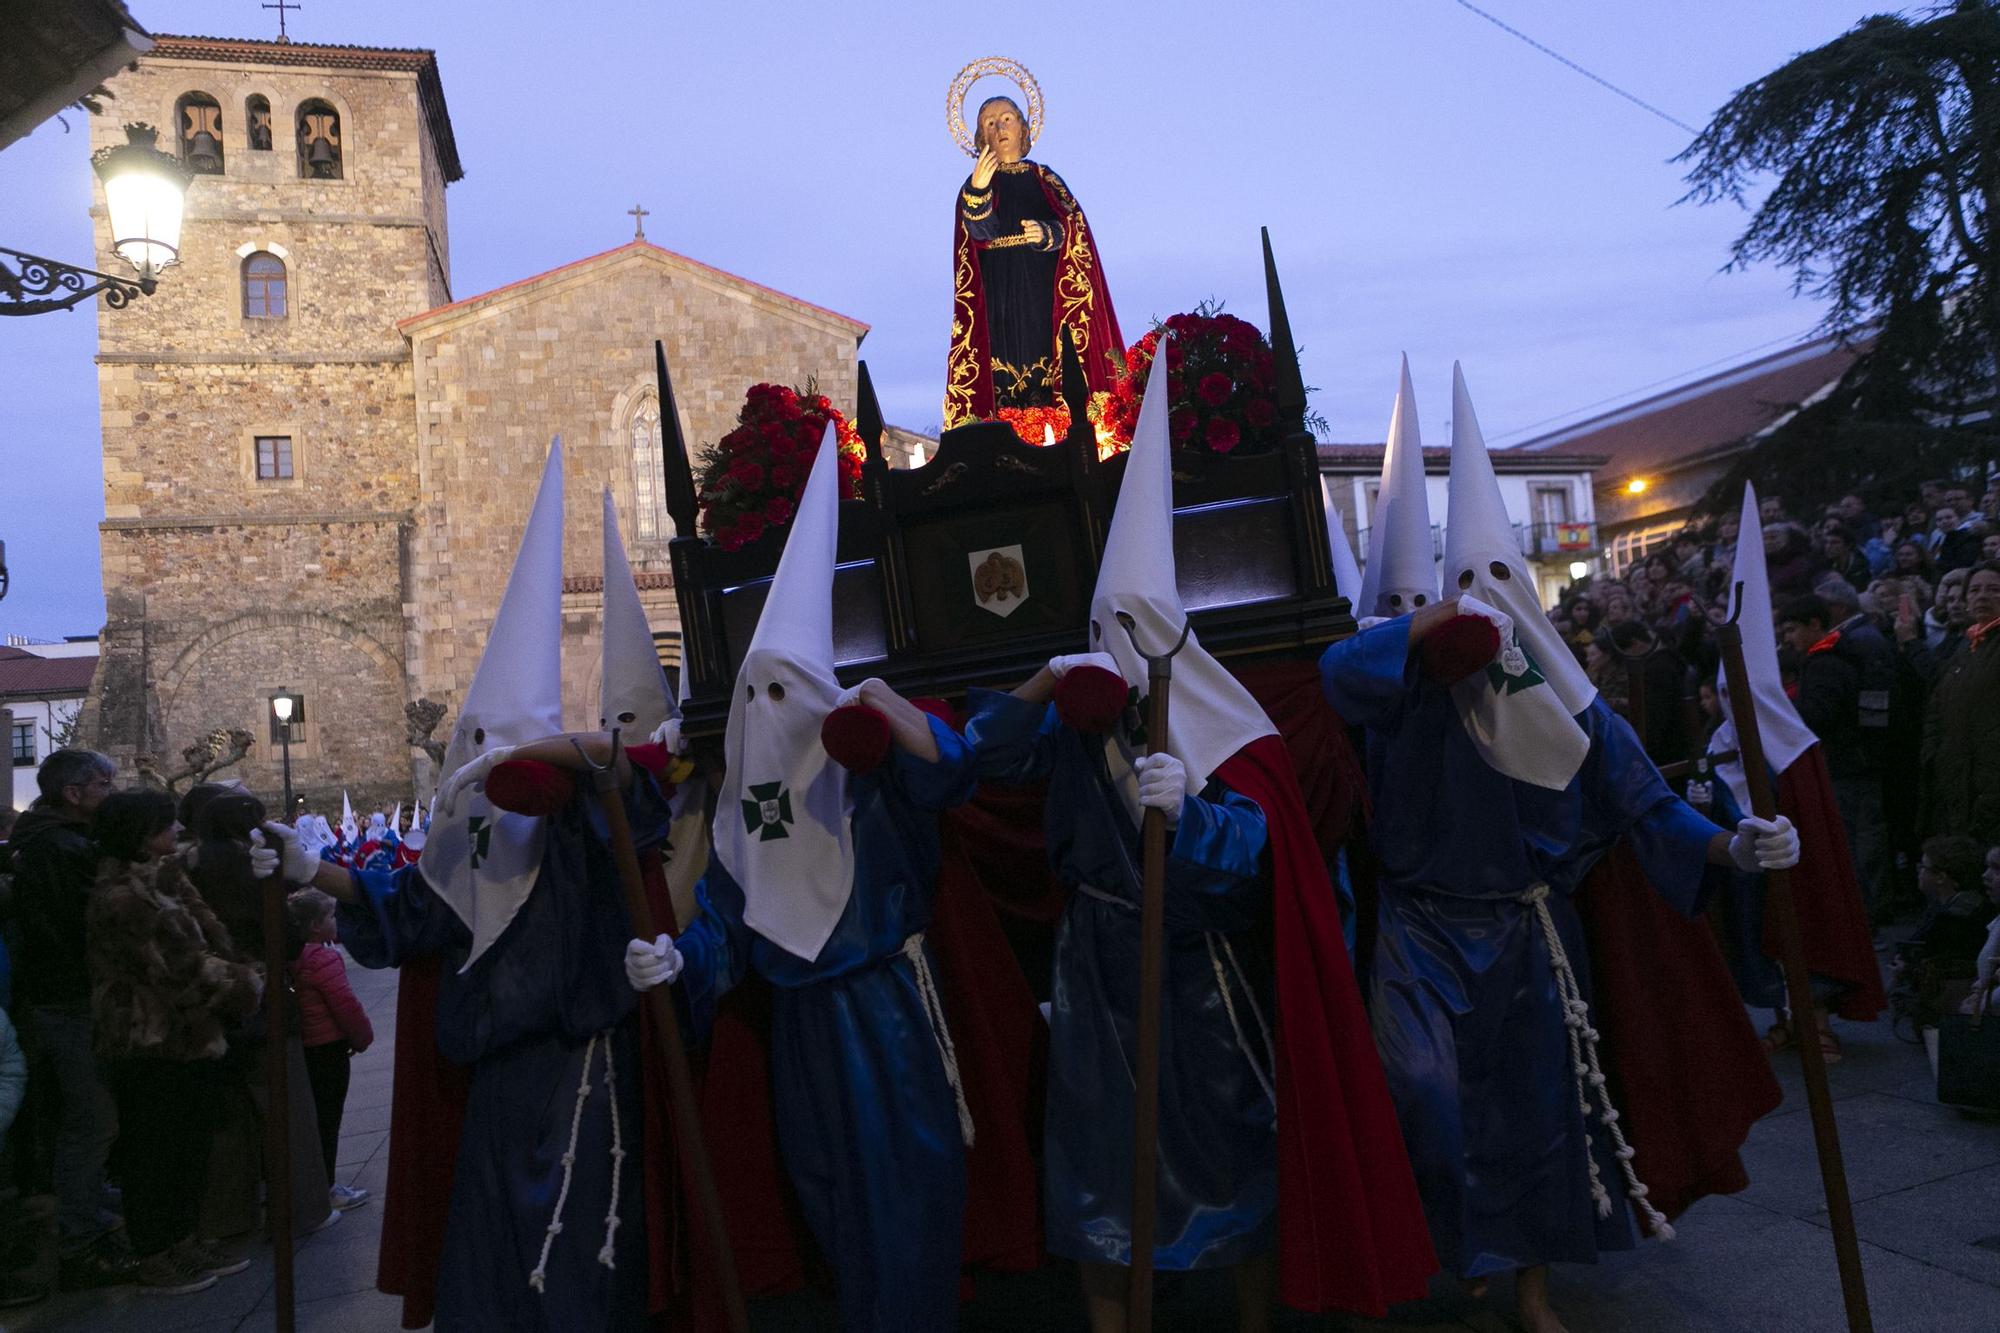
[
  {"x1": 598, "y1": 488, "x2": 674, "y2": 739},
  {"x1": 1087, "y1": 340, "x2": 1277, "y2": 822},
  {"x1": 420, "y1": 439, "x2": 567, "y2": 970},
  {"x1": 340, "y1": 791, "x2": 358, "y2": 845},
  {"x1": 1444, "y1": 363, "x2": 1592, "y2": 790},
  {"x1": 1712, "y1": 480, "x2": 1817, "y2": 812},
  {"x1": 1319, "y1": 475, "x2": 1365, "y2": 609},
  {"x1": 711, "y1": 423, "x2": 856, "y2": 963},
  {"x1": 1356, "y1": 355, "x2": 1439, "y2": 618}
]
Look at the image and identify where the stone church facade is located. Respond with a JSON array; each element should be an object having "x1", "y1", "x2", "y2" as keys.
[{"x1": 81, "y1": 35, "x2": 869, "y2": 811}]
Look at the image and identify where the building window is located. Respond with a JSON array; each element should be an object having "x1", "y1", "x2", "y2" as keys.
[
  {"x1": 1531, "y1": 484, "x2": 1574, "y2": 527},
  {"x1": 246, "y1": 95, "x2": 273, "y2": 150},
  {"x1": 242, "y1": 252, "x2": 287, "y2": 318},
  {"x1": 296, "y1": 100, "x2": 342, "y2": 179},
  {"x1": 255, "y1": 435, "x2": 294, "y2": 480},
  {"x1": 175, "y1": 91, "x2": 224, "y2": 174},
  {"x1": 627, "y1": 393, "x2": 674, "y2": 543},
  {"x1": 10, "y1": 722, "x2": 33, "y2": 767}
]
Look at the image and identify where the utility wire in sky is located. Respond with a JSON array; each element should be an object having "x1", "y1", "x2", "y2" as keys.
[{"x1": 1448, "y1": 0, "x2": 1703, "y2": 137}]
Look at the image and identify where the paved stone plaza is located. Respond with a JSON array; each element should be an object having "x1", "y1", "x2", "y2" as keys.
[{"x1": 13, "y1": 952, "x2": 1997, "y2": 1332}]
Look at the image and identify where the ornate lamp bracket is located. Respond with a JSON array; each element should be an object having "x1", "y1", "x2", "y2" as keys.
[{"x1": 0, "y1": 245, "x2": 152, "y2": 316}]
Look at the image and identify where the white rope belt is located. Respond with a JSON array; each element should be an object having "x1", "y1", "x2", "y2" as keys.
[
  {"x1": 528, "y1": 1028, "x2": 629, "y2": 1294},
  {"x1": 902, "y1": 933, "x2": 976, "y2": 1147},
  {"x1": 1205, "y1": 933, "x2": 1278, "y2": 1109},
  {"x1": 1520, "y1": 883, "x2": 1675, "y2": 1241}
]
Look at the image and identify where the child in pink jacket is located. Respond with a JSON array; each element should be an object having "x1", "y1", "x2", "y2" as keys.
[{"x1": 289, "y1": 889, "x2": 374, "y2": 1211}]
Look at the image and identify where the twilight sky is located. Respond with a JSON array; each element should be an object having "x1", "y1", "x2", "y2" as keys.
[{"x1": 0, "y1": 0, "x2": 1896, "y2": 639}]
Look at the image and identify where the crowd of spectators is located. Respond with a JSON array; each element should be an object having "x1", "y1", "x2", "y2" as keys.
[
  {"x1": 1550, "y1": 478, "x2": 2000, "y2": 1034},
  {"x1": 0, "y1": 757, "x2": 372, "y2": 1307}
]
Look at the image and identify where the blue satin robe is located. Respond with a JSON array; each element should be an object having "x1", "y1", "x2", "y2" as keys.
[
  {"x1": 965, "y1": 688, "x2": 1277, "y2": 1271},
  {"x1": 674, "y1": 714, "x2": 974, "y2": 1333},
  {"x1": 1320, "y1": 619, "x2": 1720, "y2": 1278},
  {"x1": 338, "y1": 781, "x2": 672, "y2": 1332}
]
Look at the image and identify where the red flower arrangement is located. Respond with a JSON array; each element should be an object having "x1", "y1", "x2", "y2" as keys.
[
  {"x1": 1100, "y1": 305, "x2": 1287, "y2": 456},
  {"x1": 695, "y1": 382, "x2": 866, "y2": 552},
  {"x1": 991, "y1": 397, "x2": 1120, "y2": 459}
]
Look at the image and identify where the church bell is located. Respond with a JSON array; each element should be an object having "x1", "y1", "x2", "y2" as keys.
[
  {"x1": 188, "y1": 129, "x2": 222, "y2": 173},
  {"x1": 306, "y1": 135, "x2": 338, "y2": 177}
]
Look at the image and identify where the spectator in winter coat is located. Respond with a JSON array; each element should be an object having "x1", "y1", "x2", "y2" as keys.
[
  {"x1": 88, "y1": 789, "x2": 264, "y2": 1296},
  {"x1": 1923, "y1": 563, "x2": 2000, "y2": 849},
  {"x1": 288, "y1": 889, "x2": 373, "y2": 1212},
  {"x1": 10, "y1": 749, "x2": 130, "y2": 1288}
]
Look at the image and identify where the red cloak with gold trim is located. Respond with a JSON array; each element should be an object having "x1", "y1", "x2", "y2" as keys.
[{"x1": 944, "y1": 162, "x2": 1125, "y2": 428}]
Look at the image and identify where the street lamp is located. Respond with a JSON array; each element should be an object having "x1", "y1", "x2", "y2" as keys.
[
  {"x1": 1568, "y1": 560, "x2": 1591, "y2": 581},
  {"x1": 1, "y1": 123, "x2": 190, "y2": 316},
  {"x1": 270, "y1": 691, "x2": 300, "y2": 821}
]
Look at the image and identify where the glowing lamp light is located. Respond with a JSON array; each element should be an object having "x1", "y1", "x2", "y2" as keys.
[
  {"x1": 1625, "y1": 477, "x2": 1649, "y2": 495},
  {"x1": 271, "y1": 693, "x2": 295, "y2": 723},
  {"x1": 93, "y1": 124, "x2": 192, "y2": 288},
  {"x1": 1568, "y1": 561, "x2": 1590, "y2": 580}
]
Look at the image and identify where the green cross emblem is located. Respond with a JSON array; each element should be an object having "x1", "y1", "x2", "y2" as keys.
[
  {"x1": 1485, "y1": 636, "x2": 1548, "y2": 696},
  {"x1": 467, "y1": 815, "x2": 492, "y2": 869},
  {"x1": 740, "y1": 781, "x2": 794, "y2": 842}
]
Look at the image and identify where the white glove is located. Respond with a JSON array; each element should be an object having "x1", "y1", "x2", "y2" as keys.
[
  {"x1": 648, "y1": 718, "x2": 686, "y2": 756},
  {"x1": 437, "y1": 746, "x2": 516, "y2": 819},
  {"x1": 1134, "y1": 752, "x2": 1189, "y2": 826},
  {"x1": 1049, "y1": 652, "x2": 1121, "y2": 680},
  {"x1": 624, "y1": 934, "x2": 682, "y2": 993},
  {"x1": 1455, "y1": 594, "x2": 1515, "y2": 639},
  {"x1": 1685, "y1": 780, "x2": 1713, "y2": 812},
  {"x1": 1729, "y1": 815, "x2": 1800, "y2": 872},
  {"x1": 262, "y1": 820, "x2": 318, "y2": 883},
  {"x1": 834, "y1": 678, "x2": 885, "y2": 709},
  {"x1": 246, "y1": 829, "x2": 280, "y2": 880}
]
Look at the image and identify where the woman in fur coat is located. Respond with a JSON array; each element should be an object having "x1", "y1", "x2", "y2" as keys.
[{"x1": 88, "y1": 789, "x2": 264, "y2": 1297}]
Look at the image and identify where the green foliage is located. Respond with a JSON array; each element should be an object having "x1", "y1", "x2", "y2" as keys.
[{"x1": 1677, "y1": 1, "x2": 2000, "y2": 519}]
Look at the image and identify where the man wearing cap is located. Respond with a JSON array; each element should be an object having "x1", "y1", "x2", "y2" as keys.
[
  {"x1": 968, "y1": 352, "x2": 1436, "y2": 1331},
  {"x1": 1319, "y1": 365, "x2": 1803, "y2": 1333}
]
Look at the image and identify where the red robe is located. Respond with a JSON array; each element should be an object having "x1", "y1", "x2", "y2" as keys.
[
  {"x1": 944, "y1": 162, "x2": 1124, "y2": 428},
  {"x1": 1772, "y1": 745, "x2": 1887, "y2": 1022}
]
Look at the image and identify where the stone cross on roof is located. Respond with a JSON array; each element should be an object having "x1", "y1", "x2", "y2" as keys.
[
  {"x1": 262, "y1": 0, "x2": 302, "y2": 41},
  {"x1": 628, "y1": 203, "x2": 649, "y2": 240}
]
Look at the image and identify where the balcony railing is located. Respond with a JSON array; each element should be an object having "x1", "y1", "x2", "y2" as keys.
[{"x1": 1351, "y1": 520, "x2": 1597, "y2": 562}]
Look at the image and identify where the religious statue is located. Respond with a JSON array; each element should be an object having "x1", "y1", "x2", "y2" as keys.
[{"x1": 944, "y1": 59, "x2": 1125, "y2": 429}]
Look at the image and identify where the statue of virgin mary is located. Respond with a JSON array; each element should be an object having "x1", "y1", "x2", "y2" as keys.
[{"x1": 944, "y1": 64, "x2": 1125, "y2": 429}]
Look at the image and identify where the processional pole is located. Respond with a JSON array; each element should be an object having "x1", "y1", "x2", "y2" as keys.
[
  {"x1": 1716, "y1": 584, "x2": 1872, "y2": 1333},
  {"x1": 1117, "y1": 612, "x2": 1191, "y2": 1333},
  {"x1": 573, "y1": 734, "x2": 750, "y2": 1333}
]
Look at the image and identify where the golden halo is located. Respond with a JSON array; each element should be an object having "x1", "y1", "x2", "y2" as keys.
[{"x1": 948, "y1": 57, "x2": 1043, "y2": 158}]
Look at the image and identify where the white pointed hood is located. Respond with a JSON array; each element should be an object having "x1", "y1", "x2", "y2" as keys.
[
  {"x1": 1319, "y1": 475, "x2": 1365, "y2": 607},
  {"x1": 1714, "y1": 481, "x2": 1818, "y2": 811},
  {"x1": 1089, "y1": 341, "x2": 1276, "y2": 822},
  {"x1": 1358, "y1": 356, "x2": 1439, "y2": 618},
  {"x1": 421, "y1": 439, "x2": 566, "y2": 969},
  {"x1": 340, "y1": 792, "x2": 357, "y2": 844},
  {"x1": 600, "y1": 488, "x2": 674, "y2": 738},
  {"x1": 712, "y1": 424, "x2": 856, "y2": 962},
  {"x1": 389, "y1": 802, "x2": 403, "y2": 835},
  {"x1": 1444, "y1": 363, "x2": 1592, "y2": 789}
]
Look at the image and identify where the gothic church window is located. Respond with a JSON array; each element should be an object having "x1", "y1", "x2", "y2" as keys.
[
  {"x1": 255, "y1": 436, "x2": 294, "y2": 480},
  {"x1": 175, "y1": 92, "x2": 224, "y2": 174},
  {"x1": 628, "y1": 394, "x2": 674, "y2": 543},
  {"x1": 296, "y1": 100, "x2": 342, "y2": 179},
  {"x1": 246, "y1": 95, "x2": 273, "y2": 150},
  {"x1": 242, "y1": 252, "x2": 287, "y2": 318}
]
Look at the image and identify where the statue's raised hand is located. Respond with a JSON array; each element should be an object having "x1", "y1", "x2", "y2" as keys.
[{"x1": 971, "y1": 144, "x2": 998, "y2": 190}]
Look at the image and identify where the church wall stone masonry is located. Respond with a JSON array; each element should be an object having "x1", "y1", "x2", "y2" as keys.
[{"x1": 81, "y1": 33, "x2": 872, "y2": 811}]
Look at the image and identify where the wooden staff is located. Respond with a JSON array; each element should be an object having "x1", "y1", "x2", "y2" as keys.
[
  {"x1": 1716, "y1": 588, "x2": 1873, "y2": 1333},
  {"x1": 574, "y1": 735, "x2": 749, "y2": 1333},
  {"x1": 260, "y1": 857, "x2": 296, "y2": 1332},
  {"x1": 1113, "y1": 612, "x2": 1192, "y2": 1333}
]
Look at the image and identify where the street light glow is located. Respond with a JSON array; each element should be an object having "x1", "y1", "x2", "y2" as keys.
[
  {"x1": 1625, "y1": 477, "x2": 1649, "y2": 495},
  {"x1": 272, "y1": 693, "x2": 295, "y2": 723}
]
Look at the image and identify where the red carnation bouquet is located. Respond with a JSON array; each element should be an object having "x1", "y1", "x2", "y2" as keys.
[
  {"x1": 1101, "y1": 304, "x2": 1292, "y2": 457},
  {"x1": 695, "y1": 381, "x2": 866, "y2": 552}
]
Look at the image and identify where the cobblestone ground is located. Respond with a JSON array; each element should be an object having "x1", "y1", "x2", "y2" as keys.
[{"x1": 16, "y1": 946, "x2": 1999, "y2": 1331}]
